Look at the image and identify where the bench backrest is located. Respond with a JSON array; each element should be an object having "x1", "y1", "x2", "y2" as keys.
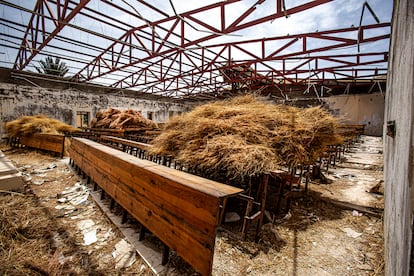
[
  {"x1": 69, "y1": 137, "x2": 242, "y2": 275},
  {"x1": 20, "y1": 133, "x2": 65, "y2": 157},
  {"x1": 100, "y1": 135, "x2": 151, "y2": 151}
]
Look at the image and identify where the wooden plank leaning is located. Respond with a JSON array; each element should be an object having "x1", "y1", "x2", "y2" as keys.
[{"x1": 69, "y1": 137, "x2": 243, "y2": 276}]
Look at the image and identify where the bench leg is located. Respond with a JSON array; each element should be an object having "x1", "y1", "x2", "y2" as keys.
[
  {"x1": 162, "y1": 244, "x2": 170, "y2": 265},
  {"x1": 110, "y1": 198, "x2": 115, "y2": 210},
  {"x1": 305, "y1": 166, "x2": 310, "y2": 193},
  {"x1": 139, "y1": 225, "x2": 147, "y2": 241},
  {"x1": 100, "y1": 189, "x2": 105, "y2": 200},
  {"x1": 93, "y1": 182, "x2": 98, "y2": 191},
  {"x1": 275, "y1": 180, "x2": 286, "y2": 214},
  {"x1": 285, "y1": 180, "x2": 293, "y2": 213},
  {"x1": 218, "y1": 198, "x2": 228, "y2": 226},
  {"x1": 241, "y1": 199, "x2": 253, "y2": 241},
  {"x1": 122, "y1": 210, "x2": 128, "y2": 224}
]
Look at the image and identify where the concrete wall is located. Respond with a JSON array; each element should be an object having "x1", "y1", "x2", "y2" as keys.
[
  {"x1": 0, "y1": 82, "x2": 192, "y2": 136},
  {"x1": 322, "y1": 93, "x2": 385, "y2": 136},
  {"x1": 384, "y1": 0, "x2": 414, "y2": 275}
]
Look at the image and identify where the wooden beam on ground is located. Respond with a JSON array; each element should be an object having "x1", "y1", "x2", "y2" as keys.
[{"x1": 319, "y1": 197, "x2": 383, "y2": 218}]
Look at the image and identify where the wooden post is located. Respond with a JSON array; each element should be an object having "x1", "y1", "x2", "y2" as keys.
[{"x1": 384, "y1": 1, "x2": 414, "y2": 275}]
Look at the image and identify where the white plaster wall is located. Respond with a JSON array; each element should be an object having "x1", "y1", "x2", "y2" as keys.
[
  {"x1": 0, "y1": 82, "x2": 192, "y2": 136},
  {"x1": 322, "y1": 93, "x2": 385, "y2": 136}
]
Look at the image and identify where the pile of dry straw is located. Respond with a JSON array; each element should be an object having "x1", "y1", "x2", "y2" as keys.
[
  {"x1": 4, "y1": 115, "x2": 79, "y2": 137},
  {"x1": 150, "y1": 95, "x2": 342, "y2": 179},
  {"x1": 90, "y1": 108, "x2": 157, "y2": 129}
]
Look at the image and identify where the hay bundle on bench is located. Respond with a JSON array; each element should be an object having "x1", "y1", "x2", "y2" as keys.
[
  {"x1": 90, "y1": 108, "x2": 158, "y2": 129},
  {"x1": 150, "y1": 95, "x2": 342, "y2": 180},
  {"x1": 4, "y1": 115, "x2": 79, "y2": 137}
]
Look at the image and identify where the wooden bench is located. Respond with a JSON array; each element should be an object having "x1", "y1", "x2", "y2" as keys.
[
  {"x1": 71, "y1": 128, "x2": 158, "y2": 144},
  {"x1": 100, "y1": 135, "x2": 151, "y2": 151},
  {"x1": 69, "y1": 137, "x2": 243, "y2": 275},
  {"x1": 340, "y1": 124, "x2": 365, "y2": 134},
  {"x1": 338, "y1": 124, "x2": 365, "y2": 140},
  {"x1": 18, "y1": 133, "x2": 65, "y2": 157},
  {"x1": 99, "y1": 135, "x2": 270, "y2": 241},
  {"x1": 99, "y1": 135, "x2": 164, "y2": 163},
  {"x1": 83, "y1": 127, "x2": 156, "y2": 138},
  {"x1": 70, "y1": 131, "x2": 101, "y2": 141},
  {"x1": 100, "y1": 135, "x2": 177, "y2": 167}
]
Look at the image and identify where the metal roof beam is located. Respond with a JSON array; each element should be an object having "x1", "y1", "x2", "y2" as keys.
[
  {"x1": 12, "y1": 0, "x2": 91, "y2": 70},
  {"x1": 74, "y1": 0, "x2": 334, "y2": 81}
]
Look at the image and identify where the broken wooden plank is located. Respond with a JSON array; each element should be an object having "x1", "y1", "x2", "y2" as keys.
[{"x1": 319, "y1": 197, "x2": 383, "y2": 217}]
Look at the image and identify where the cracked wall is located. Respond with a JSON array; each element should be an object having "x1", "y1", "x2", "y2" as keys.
[{"x1": 0, "y1": 82, "x2": 192, "y2": 137}]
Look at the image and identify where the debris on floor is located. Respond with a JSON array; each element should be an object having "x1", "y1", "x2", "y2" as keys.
[
  {"x1": 77, "y1": 219, "x2": 98, "y2": 245},
  {"x1": 343, "y1": 227, "x2": 363, "y2": 238},
  {"x1": 311, "y1": 135, "x2": 384, "y2": 210},
  {"x1": 0, "y1": 135, "x2": 384, "y2": 275},
  {"x1": 0, "y1": 147, "x2": 149, "y2": 275},
  {"x1": 112, "y1": 239, "x2": 137, "y2": 269},
  {"x1": 57, "y1": 182, "x2": 89, "y2": 206}
]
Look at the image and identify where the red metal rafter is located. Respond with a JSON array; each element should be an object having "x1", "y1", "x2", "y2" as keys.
[
  {"x1": 135, "y1": 61, "x2": 388, "y2": 99},
  {"x1": 74, "y1": 0, "x2": 334, "y2": 81},
  {"x1": 128, "y1": 64, "x2": 388, "y2": 99},
  {"x1": 118, "y1": 57, "x2": 387, "y2": 97},
  {"x1": 111, "y1": 23, "x2": 389, "y2": 91},
  {"x1": 14, "y1": 0, "x2": 90, "y2": 70}
]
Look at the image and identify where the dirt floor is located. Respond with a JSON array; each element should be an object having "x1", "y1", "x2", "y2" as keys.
[{"x1": 0, "y1": 135, "x2": 384, "y2": 275}]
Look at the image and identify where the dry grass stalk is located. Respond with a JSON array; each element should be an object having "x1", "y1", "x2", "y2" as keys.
[
  {"x1": 0, "y1": 194, "x2": 62, "y2": 275},
  {"x1": 90, "y1": 108, "x2": 158, "y2": 129},
  {"x1": 150, "y1": 94, "x2": 342, "y2": 179},
  {"x1": 4, "y1": 114, "x2": 79, "y2": 137}
]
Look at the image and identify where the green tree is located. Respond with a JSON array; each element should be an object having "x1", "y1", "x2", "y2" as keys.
[{"x1": 35, "y1": 56, "x2": 69, "y2": 77}]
